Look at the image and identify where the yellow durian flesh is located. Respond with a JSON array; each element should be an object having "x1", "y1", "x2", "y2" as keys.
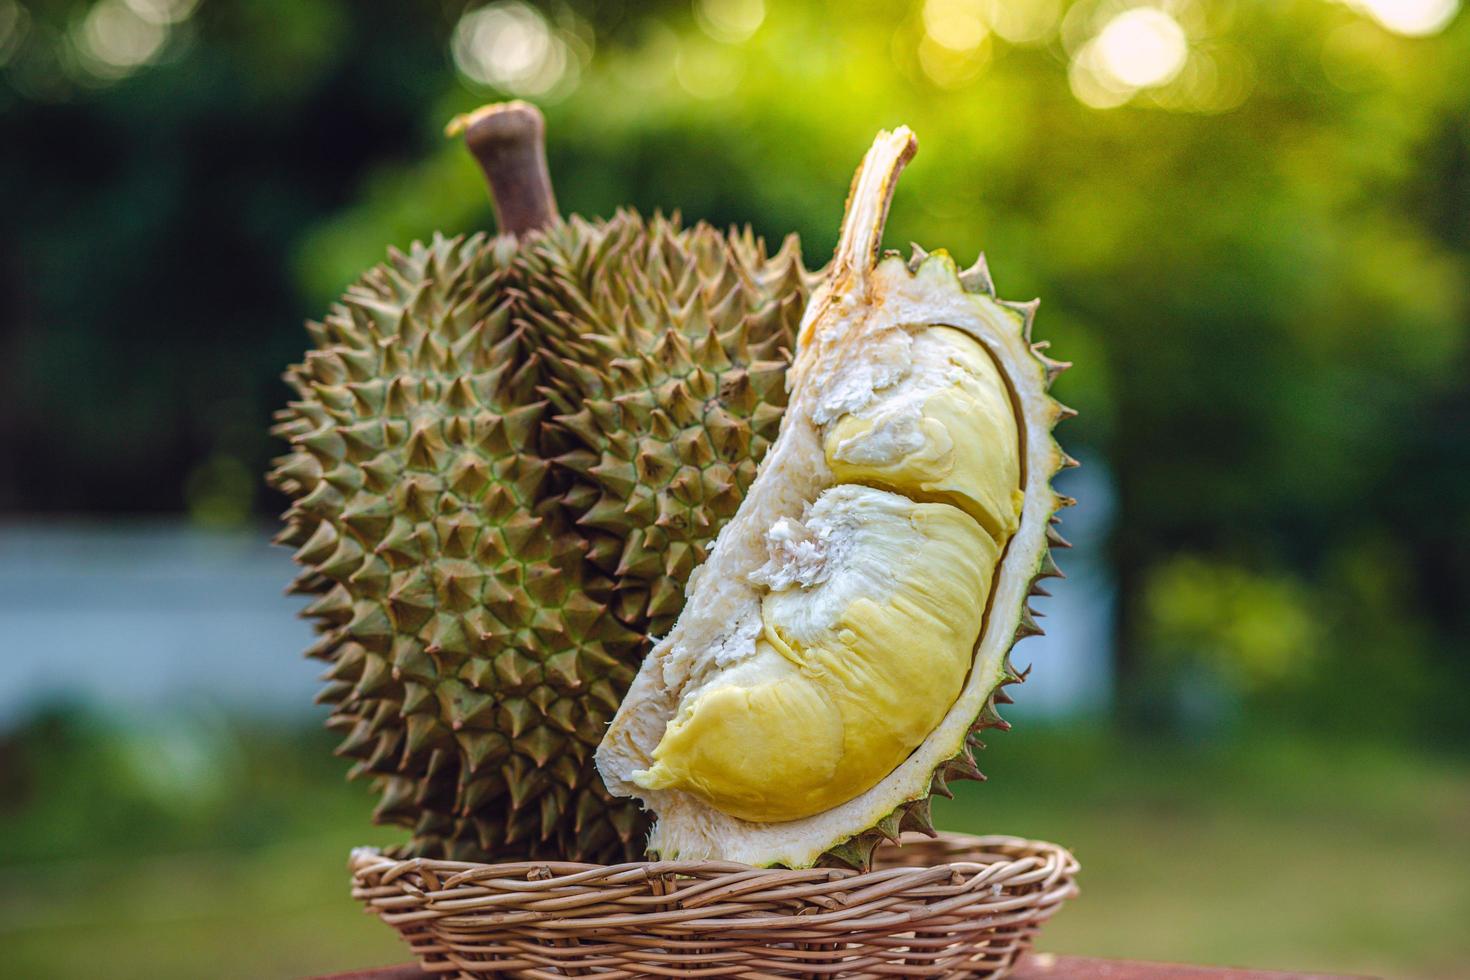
[
  {"x1": 631, "y1": 645, "x2": 845, "y2": 819},
  {"x1": 825, "y1": 326, "x2": 1023, "y2": 544},
  {"x1": 632, "y1": 324, "x2": 1019, "y2": 824}
]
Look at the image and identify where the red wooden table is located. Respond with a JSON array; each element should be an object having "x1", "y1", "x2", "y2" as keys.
[{"x1": 311, "y1": 954, "x2": 1365, "y2": 979}]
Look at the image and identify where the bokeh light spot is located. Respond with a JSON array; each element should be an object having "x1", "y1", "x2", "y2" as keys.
[
  {"x1": 452, "y1": 2, "x2": 574, "y2": 98},
  {"x1": 917, "y1": 29, "x2": 991, "y2": 87},
  {"x1": 923, "y1": 0, "x2": 989, "y2": 52},
  {"x1": 1095, "y1": 7, "x2": 1188, "y2": 89},
  {"x1": 695, "y1": 0, "x2": 765, "y2": 44},
  {"x1": 1348, "y1": 0, "x2": 1460, "y2": 36},
  {"x1": 123, "y1": 0, "x2": 197, "y2": 26},
  {"x1": 74, "y1": 0, "x2": 168, "y2": 78},
  {"x1": 675, "y1": 37, "x2": 743, "y2": 98},
  {"x1": 1145, "y1": 43, "x2": 1255, "y2": 114},
  {"x1": 1069, "y1": 39, "x2": 1136, "y2": 109},
  {"x1": 979, "y1": 0, "x2": 1060, "y2": 45}
]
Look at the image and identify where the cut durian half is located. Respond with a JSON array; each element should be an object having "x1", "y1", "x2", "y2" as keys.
[{"x1": 595, "y1": 127, "x2": 1073, "y2": 868}]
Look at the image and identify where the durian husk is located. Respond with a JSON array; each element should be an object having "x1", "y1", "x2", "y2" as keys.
[
  {"x1": 271, "y1": 214, "x2": 809, "y2": 863},
  {"x1": 527, "y1": 212, "x2": 807, "y2": 638},
  {"x1": 596, "y1": 128, "x2": 1076, "y2": 869}
]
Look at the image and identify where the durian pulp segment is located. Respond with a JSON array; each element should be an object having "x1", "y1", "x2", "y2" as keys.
[
  {"x1": 631, "y1": 326, "x2": 1020, "y2": 823},
  {"x1": 826, "y1": 327, "x2": 1024, "y2": 543}
]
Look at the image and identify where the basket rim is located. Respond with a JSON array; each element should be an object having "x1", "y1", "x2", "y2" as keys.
[
  {"x1": 353, "y1": 831, "x2": 1073, "y2": 871},
  {"x1": 349, "y1": 831, "x2": 1079, "y2": 904}
]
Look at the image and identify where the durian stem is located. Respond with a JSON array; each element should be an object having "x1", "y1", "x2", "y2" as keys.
[
  {"x1": 797, "y1": 127, "x2": 917, "y2": 349},
  {"x1": 447, "y1": 100, "x2": 559, "y2": 236},
  {"x1": 832, "y1": 127, "x2": 917, "y2": 285}
]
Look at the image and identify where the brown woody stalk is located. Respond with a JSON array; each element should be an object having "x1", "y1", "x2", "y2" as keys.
[{"x1": 447, "y1": 100, "x2": 558, "y2": 236}]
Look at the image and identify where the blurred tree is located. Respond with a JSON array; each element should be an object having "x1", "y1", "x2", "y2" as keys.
[{"x1": 1, "y1": 0, "x2": 1466, "y2": 738}]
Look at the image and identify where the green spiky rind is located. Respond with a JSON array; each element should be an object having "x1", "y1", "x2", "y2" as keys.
[
  {"x1": 272, "y1": 231, "x2": 648, "y2": 864},
  {"x1": 526, "y1": 211, "x2": 810, "y2": 637},
  {"x1": 273, "y1": 219, "x2": 813, "y2": 864},
  {"x1": 816, "y1": 246, "x2": 1074, "y2": 872}
]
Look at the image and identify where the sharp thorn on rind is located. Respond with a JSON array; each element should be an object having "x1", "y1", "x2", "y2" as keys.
[
  {"x1": 959, "y1": 253, "x2": 994, "y2": 295},
  {"x1": 1043, "y1": 357, "x2": 1070, "y2": 386}
]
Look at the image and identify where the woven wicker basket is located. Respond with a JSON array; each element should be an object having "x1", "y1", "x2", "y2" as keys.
[{"x1": 349, "y1": 831, "x2": 1078, "y2": 979}]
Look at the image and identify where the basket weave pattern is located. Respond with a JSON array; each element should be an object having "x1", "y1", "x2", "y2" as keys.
[{"x1": 350, "y1": 831, "x2": 1078, "y2": 978}]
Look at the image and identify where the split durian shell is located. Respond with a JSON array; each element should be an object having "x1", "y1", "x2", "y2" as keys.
[
  {"x1": 270, "y1": 205, "x2": 809, "y2": 863},
  {"x1": 596, "y1": 127, "x2": 1075, "y2": 869}
]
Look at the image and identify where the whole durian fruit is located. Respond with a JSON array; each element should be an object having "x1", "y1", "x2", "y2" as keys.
[
  {"x1": 596, "y1": 127, "x2": 1075, "y2": 869},
  {"x1": 270, "y1": 103, "x2": 809, "y2": 863}
]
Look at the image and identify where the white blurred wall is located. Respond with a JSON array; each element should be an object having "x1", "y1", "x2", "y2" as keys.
[{"x1": 0, "y1": 522, "x2": 318, "y2": 728}]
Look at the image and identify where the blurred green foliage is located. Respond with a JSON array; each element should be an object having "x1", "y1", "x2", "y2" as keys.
[
  {"x1": 0, "y1": 704, "x2": 403, "y2": 864},
  {"x1": 2, "y1": 0, "x2": 1467, "y2": 748},
  {"x1": 0, "y1": 707, "x2": 408, "y2": 978},
  {"x1": 1143, "y1": 557, "x2": 1322, "y2": 689}
]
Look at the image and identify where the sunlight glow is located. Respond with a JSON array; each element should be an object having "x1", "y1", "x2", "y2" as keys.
[
  {"x1": 1069, "y1": 40, "x2": 1136, "y2": 109},
  {"x1": 979, "y1": 0, "x2": 1061, "y2": 45},
  {"x1": 1349, "y1": 0, "x2": 1460, "y2": 36},
  {"x1": 1094, "y1": 7, "x2": 1188, "y2": 89},
  {"x1": 695, "y1": 0, "x2": 765, "y2": 44},
  {"x1": 452, "y1": 2, "x2": 574, "y2": 97},
  {"x1": 122, "y1": 0, "x2": 197, "y2": 26},
  {"x1": 917, "y1": 31, "x2": 991, "y2": 88},
  {"x1": 923, "y1": 0, "x2": 989, "y2": 52},
  {"x1": 75, "y1": 0, "x2": 168, "y2": 77}
]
